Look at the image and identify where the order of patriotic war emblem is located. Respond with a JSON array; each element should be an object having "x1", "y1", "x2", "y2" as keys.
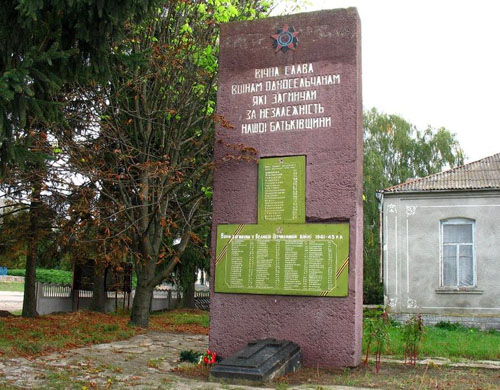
[{"x1": 271, "y1": 24, "x2": 299, "y2": 52}]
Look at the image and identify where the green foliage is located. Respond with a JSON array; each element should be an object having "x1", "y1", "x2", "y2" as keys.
[
  {"x1": 0, "y1": 0, "x2": 160, "y2": 168},
  {"x1": 174, "y1": 242, "x2": 210, "y2": 304},
  {"x1": 402, "y1": 315, "x2": 424, "y2": 365},
  {"x1": 363, "y1": 108, "x2": 465, "y2": 303},
  {"x1": 374, "y1": 319, "x2": 500, "y2": 361},
  {"x1": 0, "y1": 282, "x2": 24, "y2": 292},
  {"x1": 363, "y1": 311, "x2": 500, "y2": 363},
  {"x1": 7, "y1": 269, "x2": 26, "y2": 277},
  {"x1": 435, "y1": 320, "x2": 465, "y2": 331},
  {"x1": 179, "y1": 349, "x2": 202, "y2": 363},
  {"x1": 0, "y1": 209, "x2": 29, "y2": 267},
  {"x1": 0, "y1": 204, "x2": 70, "y2": 270},
  {"x1": 170, "y1": 312, "x2": 210, "y2": 328},
  {"x1": 363, "y1": 279, "x2": 383, "y2": 306},
  {"x1": 0, "y1": 311, "x2": 140, "y2": 358},
  {"x1": 179, "y1": 348, "x2": 220, "y2": 365},
  {"x1": 8, "y1": 268, "x2": 72, "y2": 285},
  {"x1": 363, "y1": 311, "x2": 390, "y2": 373},
  {"x1": 62, "y1": 0, "x2": 272, "y2": 328},
  {"x1": 1, "y1": 1, "x2": 164, "y2": 319},
  {"x1": 363, "y1": 306, "x2": 384, "y2": 319}
]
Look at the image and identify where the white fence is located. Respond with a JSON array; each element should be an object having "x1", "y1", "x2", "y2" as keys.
[{"x1": 35, "y1": 283, "x2": 182, "y2": 315}]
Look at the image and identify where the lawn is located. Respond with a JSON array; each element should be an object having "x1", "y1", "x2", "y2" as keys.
[
  {"x1": 362, "y1": 308, "x2": 500, "y2": 362},
  {"x1": 0, "y1": 282, "x2": 24, "y2": 292},
  {"x1": 0, "y1": 311, "x2": 139, "y2": 357},
  {"x1": 1, "y1": 308, "x2": 499, "y2": 361},
  {"x1": 175, "y1": 360, "x2": 500, "y2": 390},
  {"x1": 0, "y1": 309, "x2": 209, "y2": 358},
  {"x1": 7, "y1": 268, "x2": 72, "y2": 285},
  {"x1": 384, "y1": 323, "x2": 500, "y2": 361},
  {"x1": 150, "y1": 309, "x2": 209, "y2": 334},
  {"x1": 1, "y1": 309, "x2": 499, "y2": 390},
  {"x1": 279, "y1": 363, "x2": 500, "y2": 390}
]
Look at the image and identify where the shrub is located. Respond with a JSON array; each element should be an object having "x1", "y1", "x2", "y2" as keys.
[
  {"x1": 6, "y1": 269, "x2": 25, "y2": 277},
  {"x1": 435, "y1": 321, "x2": 465, "y2": 331},
  {"x1": 402, "y1": 314, "x2": 425, "y2": 365},
  {"x1": 363, "y1": 306, "x2": 385, "y2": 319},
  {"x1": 180, "y1": 350, "x2": 202, "y2": 363},
  {"x1": 363, "y1": 280, "x2": 383, "y2": 304},
  {"x1": 7, "y1": 268, "x2": 72, "y2": 285},
  {"x1": 364, "y1": 311, "x2": 391, "y2": 373}
]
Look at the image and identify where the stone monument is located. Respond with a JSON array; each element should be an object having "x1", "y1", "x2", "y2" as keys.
[{"x1": 210, "y1": 8, "x2": 363, "y2": 367}]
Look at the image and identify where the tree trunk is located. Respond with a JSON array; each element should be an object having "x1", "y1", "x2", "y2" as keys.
[
  {"x1": 22, "y1": 176, "x2": 41, "y2": 318},
  {"x1": 90, "y1": 263, "x2": 107, "y2": 312},
  {"x1": 129, "y1": 230, "x2": 182, "y2": 326},
  {"x1": 130, "y1": 279, "x2": 153, "y2": 327},
  {"x1": 183, "y1": 281, "x2": 196, "y2": 309}
]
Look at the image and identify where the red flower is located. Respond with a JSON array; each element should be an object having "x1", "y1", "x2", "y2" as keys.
[{"x1": 201, "y1": 349, "x2": 217, "y2": 365}]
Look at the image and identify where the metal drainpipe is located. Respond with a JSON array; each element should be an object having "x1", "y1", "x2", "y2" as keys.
[{"x1": 375, "y1": 191, "x2": 384, "y2": 283}]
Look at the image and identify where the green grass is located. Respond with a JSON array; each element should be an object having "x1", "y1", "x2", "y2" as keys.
[
  {"x1": 149, "y1": 309, "x2": 210, "y2": 333},
  {"x1": 170, "y1": 312, "x2": 210, "y2": 327},
  {"x1": 281, "y1": 363, "x2": 500, "y2": 390},
  {"x1": 2, "y1": 302, "x2": 496, "y2": 363},
  {"x1": 0, "y1": 281, "x2": 24, "y2": 291},
  {"x1": 7, "y1": 268, "x2": 72, "y2": 284},
  {"x1": 0, "y1": 309, "x2": 209, "y2": 358},
  {"x1": 385, "y1": 324, "x2": 500, "y2": 360},
  {"x1": 362, "y1": 315, "x2": 500, "y2": 361},
  {"x1": 0, "y1": 311, "x2": 142, "y2": 357}
]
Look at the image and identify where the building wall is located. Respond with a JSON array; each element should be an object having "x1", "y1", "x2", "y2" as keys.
[{"x1": 382, "y1": 191, "x2": 500, "y2": 327}]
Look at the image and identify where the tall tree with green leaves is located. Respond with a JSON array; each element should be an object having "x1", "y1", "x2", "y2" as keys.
[
  {"x1": 174, "y1": 223, "x2": 211, "y2": 309},
  {"x1": 0, "y1": 0, "x2": 160, "y2": 317},
  {"x1": 66, "y1": 0, "x2": 272, "y2": 327},
  {"x1": 363, "y1": 108, "x2": 465, "y2": 303},
  {"x1": 0, "y1": 0, "x2": 159, "y2": 167}
]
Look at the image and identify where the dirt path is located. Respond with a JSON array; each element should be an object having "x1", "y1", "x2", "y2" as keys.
[
  {"x1": 0, "y1": 331, "x2": 371, "y2": 389},
  {"x1": 0, "y1": 332, "x2": 211, "y2": 389},
  {"x1": 0, "y1": 292, "x2": 23, "y2": 312}
]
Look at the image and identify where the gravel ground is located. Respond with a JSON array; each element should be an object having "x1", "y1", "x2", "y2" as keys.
[
  {"x1": 0, "y1": 291, "x2": 23, "y2": 312},
  {"x1": 0, "y1": 331, "x2": 374, "y2": 390}
]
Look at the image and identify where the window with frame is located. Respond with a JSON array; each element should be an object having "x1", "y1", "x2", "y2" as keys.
[{"x1": 441, "y1": 218, "x2": 475, "y2": 288}]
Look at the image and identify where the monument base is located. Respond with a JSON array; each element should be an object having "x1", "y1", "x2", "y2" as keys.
[
  {"x1": 210, "y1": 338, "x2": 302, "y2": 385},
  {"x1": 211, "y1": 8, "x2": 363, "y2": 368}
]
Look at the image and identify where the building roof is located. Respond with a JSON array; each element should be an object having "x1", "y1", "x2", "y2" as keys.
[{"x1": 383, "y1": 153, "x2": 500, "y2": 193}]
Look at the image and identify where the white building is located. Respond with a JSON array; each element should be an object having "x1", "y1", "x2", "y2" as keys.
[{"x1": 380, "y1": 153, "x2": 500, "y2": 329}]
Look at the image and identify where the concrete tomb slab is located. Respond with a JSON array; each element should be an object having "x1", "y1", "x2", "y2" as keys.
[{"x1": 210, "y1": 338, "x2": 301, "y2": 384}]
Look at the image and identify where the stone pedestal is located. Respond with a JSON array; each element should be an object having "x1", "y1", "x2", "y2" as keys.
[{"x1": 210, "y1": 8, "x2": 363, "y2": 368}]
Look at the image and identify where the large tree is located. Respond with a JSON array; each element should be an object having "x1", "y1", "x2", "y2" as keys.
[
  {"x1": 0, "y1": 0, "x2": 159, "y2": 167},
  {"x1": 0, "y1": 0, "x2": 160, "y2": 317},
  {"x1": 66, "y1": 0, "x2": 271, "y2": 327},
  {"x1": 363, "y1": 108, "x2": 465, "y2": 303}
]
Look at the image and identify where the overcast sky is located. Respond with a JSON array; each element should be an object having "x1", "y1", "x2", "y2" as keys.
[{"x1": 287, "y1": 0, "x2": 500, "y2": 162}]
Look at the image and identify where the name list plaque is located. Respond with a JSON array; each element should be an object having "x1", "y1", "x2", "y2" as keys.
[
  {"x1": 258, "y1": 156, "x2": 305, "y2": 224},
  {"x1": 215, "y1": 223, "x2": 349, "y2": 297}
]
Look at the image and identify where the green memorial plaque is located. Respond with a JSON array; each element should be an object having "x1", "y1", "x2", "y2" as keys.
[
  {"x1": 258, "y1": 156, "x2": 305, "y2": 224},
  {"x1": 215, "y1": 223, "x2": 349, "y2": 297}
]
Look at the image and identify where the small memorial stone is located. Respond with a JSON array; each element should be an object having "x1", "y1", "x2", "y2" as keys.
[{"x1": 210, "y1": 338, "x2": 301, "y2": 384}]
